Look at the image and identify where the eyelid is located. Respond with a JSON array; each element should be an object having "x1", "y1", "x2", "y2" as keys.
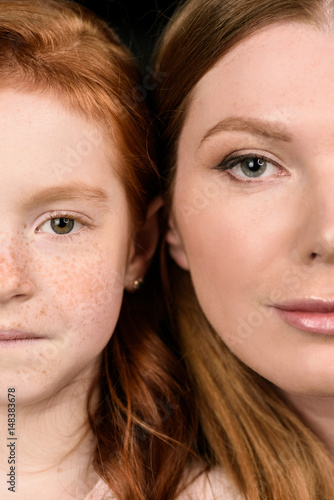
[
  {"x1": 214, "y1": 152, "x2": 289, "y2": 183},
  {"x1": 35, "y1": 210, "x2": 93, "y2": 239}
]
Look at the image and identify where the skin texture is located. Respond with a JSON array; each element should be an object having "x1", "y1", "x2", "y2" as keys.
[
  {"x1": 167, "y1": 23, "x2": 334, "y2": 454},
  {"x1": 0, "y1": 89, "x2": 152, "y2": 499},
  {"x1": 0, "y1": 89, "x2": 131, "y2": 402}
]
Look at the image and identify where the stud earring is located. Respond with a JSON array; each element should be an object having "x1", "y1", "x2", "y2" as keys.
[{"x1": 133, "y1": 278, "x2": 144, "y2": 290}]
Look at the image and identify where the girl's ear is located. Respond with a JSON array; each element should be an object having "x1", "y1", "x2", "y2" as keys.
[
  {"x1": 165, "y1": 214, "x2": 190, "y2": 270},
  {"x1": 125, "y1": 196, "x2": 163, "y2": 291}
]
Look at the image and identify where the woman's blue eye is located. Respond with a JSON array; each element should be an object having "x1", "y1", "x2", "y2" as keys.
[
  {"x1": 239, "y1": 157, "x2": 267, "y2": 177},
  {"x1": 216, "y1": 154, "x2": 282, "y2": 181}
]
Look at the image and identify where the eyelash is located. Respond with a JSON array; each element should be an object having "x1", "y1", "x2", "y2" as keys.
[
  {"x1": 36, "y1": 211, "x2": 92, "y2": 242},
  {"x1": 214, "y1": 153, "x2": 287, "y2": 184}
]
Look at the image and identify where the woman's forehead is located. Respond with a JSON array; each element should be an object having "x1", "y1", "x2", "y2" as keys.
[{"x1": 179, "y1": 22, "x2": 334, "y2": 152}]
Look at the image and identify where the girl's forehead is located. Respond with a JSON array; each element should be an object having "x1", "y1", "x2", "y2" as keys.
[
  {"x1": 0, "y1": 90, "x2": 105, "y2": 157},
  {"x1": 0, "y1": 88, "x2": 127, "y2": 206}
]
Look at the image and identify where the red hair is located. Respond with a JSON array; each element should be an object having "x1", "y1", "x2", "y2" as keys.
[{"x1": 0, "y1": 1, "x2": 198, "y2": 498}]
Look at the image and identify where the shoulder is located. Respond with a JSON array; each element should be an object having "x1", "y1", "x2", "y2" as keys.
[{"x1": 177, "y1": 467, "x2": 242, "y2": 500}]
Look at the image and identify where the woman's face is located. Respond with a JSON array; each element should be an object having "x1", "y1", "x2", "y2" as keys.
[
  {"x1": 168, "y1": 23, "x2": 334, "y2": 397},
  {"x1": 0, "y1": 89, "x2": 139, "y2": 404}
]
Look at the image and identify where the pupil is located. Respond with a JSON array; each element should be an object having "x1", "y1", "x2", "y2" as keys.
[
  {"x1": 241, "y1": 158, "x2": 266, "y2": 177},
  {"x1": 247, "y1": 159, "x2": 262, "y2": 171},
  {"x1": 51, "y1": 218, "x2": 74, "y2": 234}
]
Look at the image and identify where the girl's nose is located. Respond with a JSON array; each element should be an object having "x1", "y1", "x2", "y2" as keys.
[{"x1": 0, "y1": 245, "x2": 34, "y2": 302}]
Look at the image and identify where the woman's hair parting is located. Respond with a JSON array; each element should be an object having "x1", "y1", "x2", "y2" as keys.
[
  {"x1": 0, "y1": 1, "x2": 198, "y2": 499},
  {"x1": 153, "y1": 0, "x2": 334, "y2": 499}
]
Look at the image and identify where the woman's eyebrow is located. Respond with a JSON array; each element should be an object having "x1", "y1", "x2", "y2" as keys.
[
  {"x1": 20, "y1": 183, "x2": 110, "y2": 209},
  {"x1": 198, "y1": 116, "x2": 293, "y2": 150}
]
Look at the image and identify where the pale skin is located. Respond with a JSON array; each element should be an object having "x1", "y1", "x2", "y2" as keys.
[
  {"x1": 167, "y1": 23, "x2": 334, "y2": 457},
  {"x1": 0, "y1": 89, "x2": 157, "y2": 499}
]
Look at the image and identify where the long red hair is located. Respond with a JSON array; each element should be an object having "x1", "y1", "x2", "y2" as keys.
[{"x1": 0, "y1": 1, "x2": 198, "y2": 498}]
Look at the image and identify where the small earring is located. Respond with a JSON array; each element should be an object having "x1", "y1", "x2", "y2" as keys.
[{"x1": 133, "y1": 278, "x2": 144, "y2": 290}]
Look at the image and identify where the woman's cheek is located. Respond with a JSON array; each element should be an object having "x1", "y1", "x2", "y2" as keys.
[{"x1": 174, "y1": 186, "x2": 295, "y2": 347}]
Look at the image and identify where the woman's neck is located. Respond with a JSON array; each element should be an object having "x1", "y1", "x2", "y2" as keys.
[
  {"x1": 0, "y1": 377, "x2": 100, "y2": 500},
  {"x1": 282, "y1": 391, "x2": 334, "y2": 457}
]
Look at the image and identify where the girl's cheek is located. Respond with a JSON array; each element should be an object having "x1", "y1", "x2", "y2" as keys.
[{"x1": 51, "y1": 251, "x2": 125, "y2": 328}]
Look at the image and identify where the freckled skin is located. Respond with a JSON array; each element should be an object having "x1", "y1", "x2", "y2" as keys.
[
  {"x1": 0, "y1": 89, "x2": 132, "y2": 403},
  {"x1": 170, "y1": 23, "x2": 334, "y2": 397},
  {"x1": 0, "y1": 88, "x2": 144, "y2": 499}
]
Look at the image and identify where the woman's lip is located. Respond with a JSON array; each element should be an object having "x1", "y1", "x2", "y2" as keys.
[
  {"x1": 273, "y1": 299, "x2": 334, "y2": 313},
  {"x1": 273, "y1": 303, "x2": 334, "y2": 334}
]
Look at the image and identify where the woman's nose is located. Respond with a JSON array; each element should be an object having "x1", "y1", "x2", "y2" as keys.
[
  {"x1": 0, "y1": 244, "x2": 34, "y2": 302},
  {"x1": 294, "y1": 173, "x2": 334, "y2": 265}
]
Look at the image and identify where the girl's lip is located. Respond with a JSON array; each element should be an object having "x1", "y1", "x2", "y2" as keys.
[
  {"x1": 272, "y1": 301, "x2": 334, "y2": 334},
  {"x1": 0, "y1": 330, "x2": 44, "y2": 340}
]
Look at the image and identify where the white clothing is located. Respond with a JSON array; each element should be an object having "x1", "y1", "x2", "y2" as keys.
[
  {"x1": 83, "y1": 479, "x2": 114, "y2": 500},
  {"x1": 83, "y1": 468, "x2": 241, "y2": 500},
  {"x1": 179, "y1": 468, "x2": 242, "y2": 499}
]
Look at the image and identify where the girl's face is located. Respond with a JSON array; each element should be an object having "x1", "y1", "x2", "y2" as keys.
[
  {"x1": 0, "y1": 89, "x2": 137, "y2": 404},
  {"x1": 168, "y1": 23, "x2": 334, "y2": 397}
]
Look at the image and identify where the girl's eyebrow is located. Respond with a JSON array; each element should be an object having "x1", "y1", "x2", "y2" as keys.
[
  {"x1": 198, "y1": 116, "x2": 293, "y2": 151},
  {"x1": 20, "y1": 183, "x2": 110, "y2": 209}
]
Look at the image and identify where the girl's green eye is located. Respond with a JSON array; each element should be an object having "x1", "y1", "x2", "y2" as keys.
[
  {"x1": 37, "y1": 216, "x2": 84, "y2": 236},
  {"x1": 51, "y1": 218, "x2": 75, "y2": 235}
]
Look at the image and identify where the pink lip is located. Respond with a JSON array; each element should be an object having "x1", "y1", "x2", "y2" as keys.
[
  {"x1": 272, "y1": 299, "x2": 334, "y2": 334},
  {"x1": 0, "y1": 330, "x2": 44, "y2": 341}
]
